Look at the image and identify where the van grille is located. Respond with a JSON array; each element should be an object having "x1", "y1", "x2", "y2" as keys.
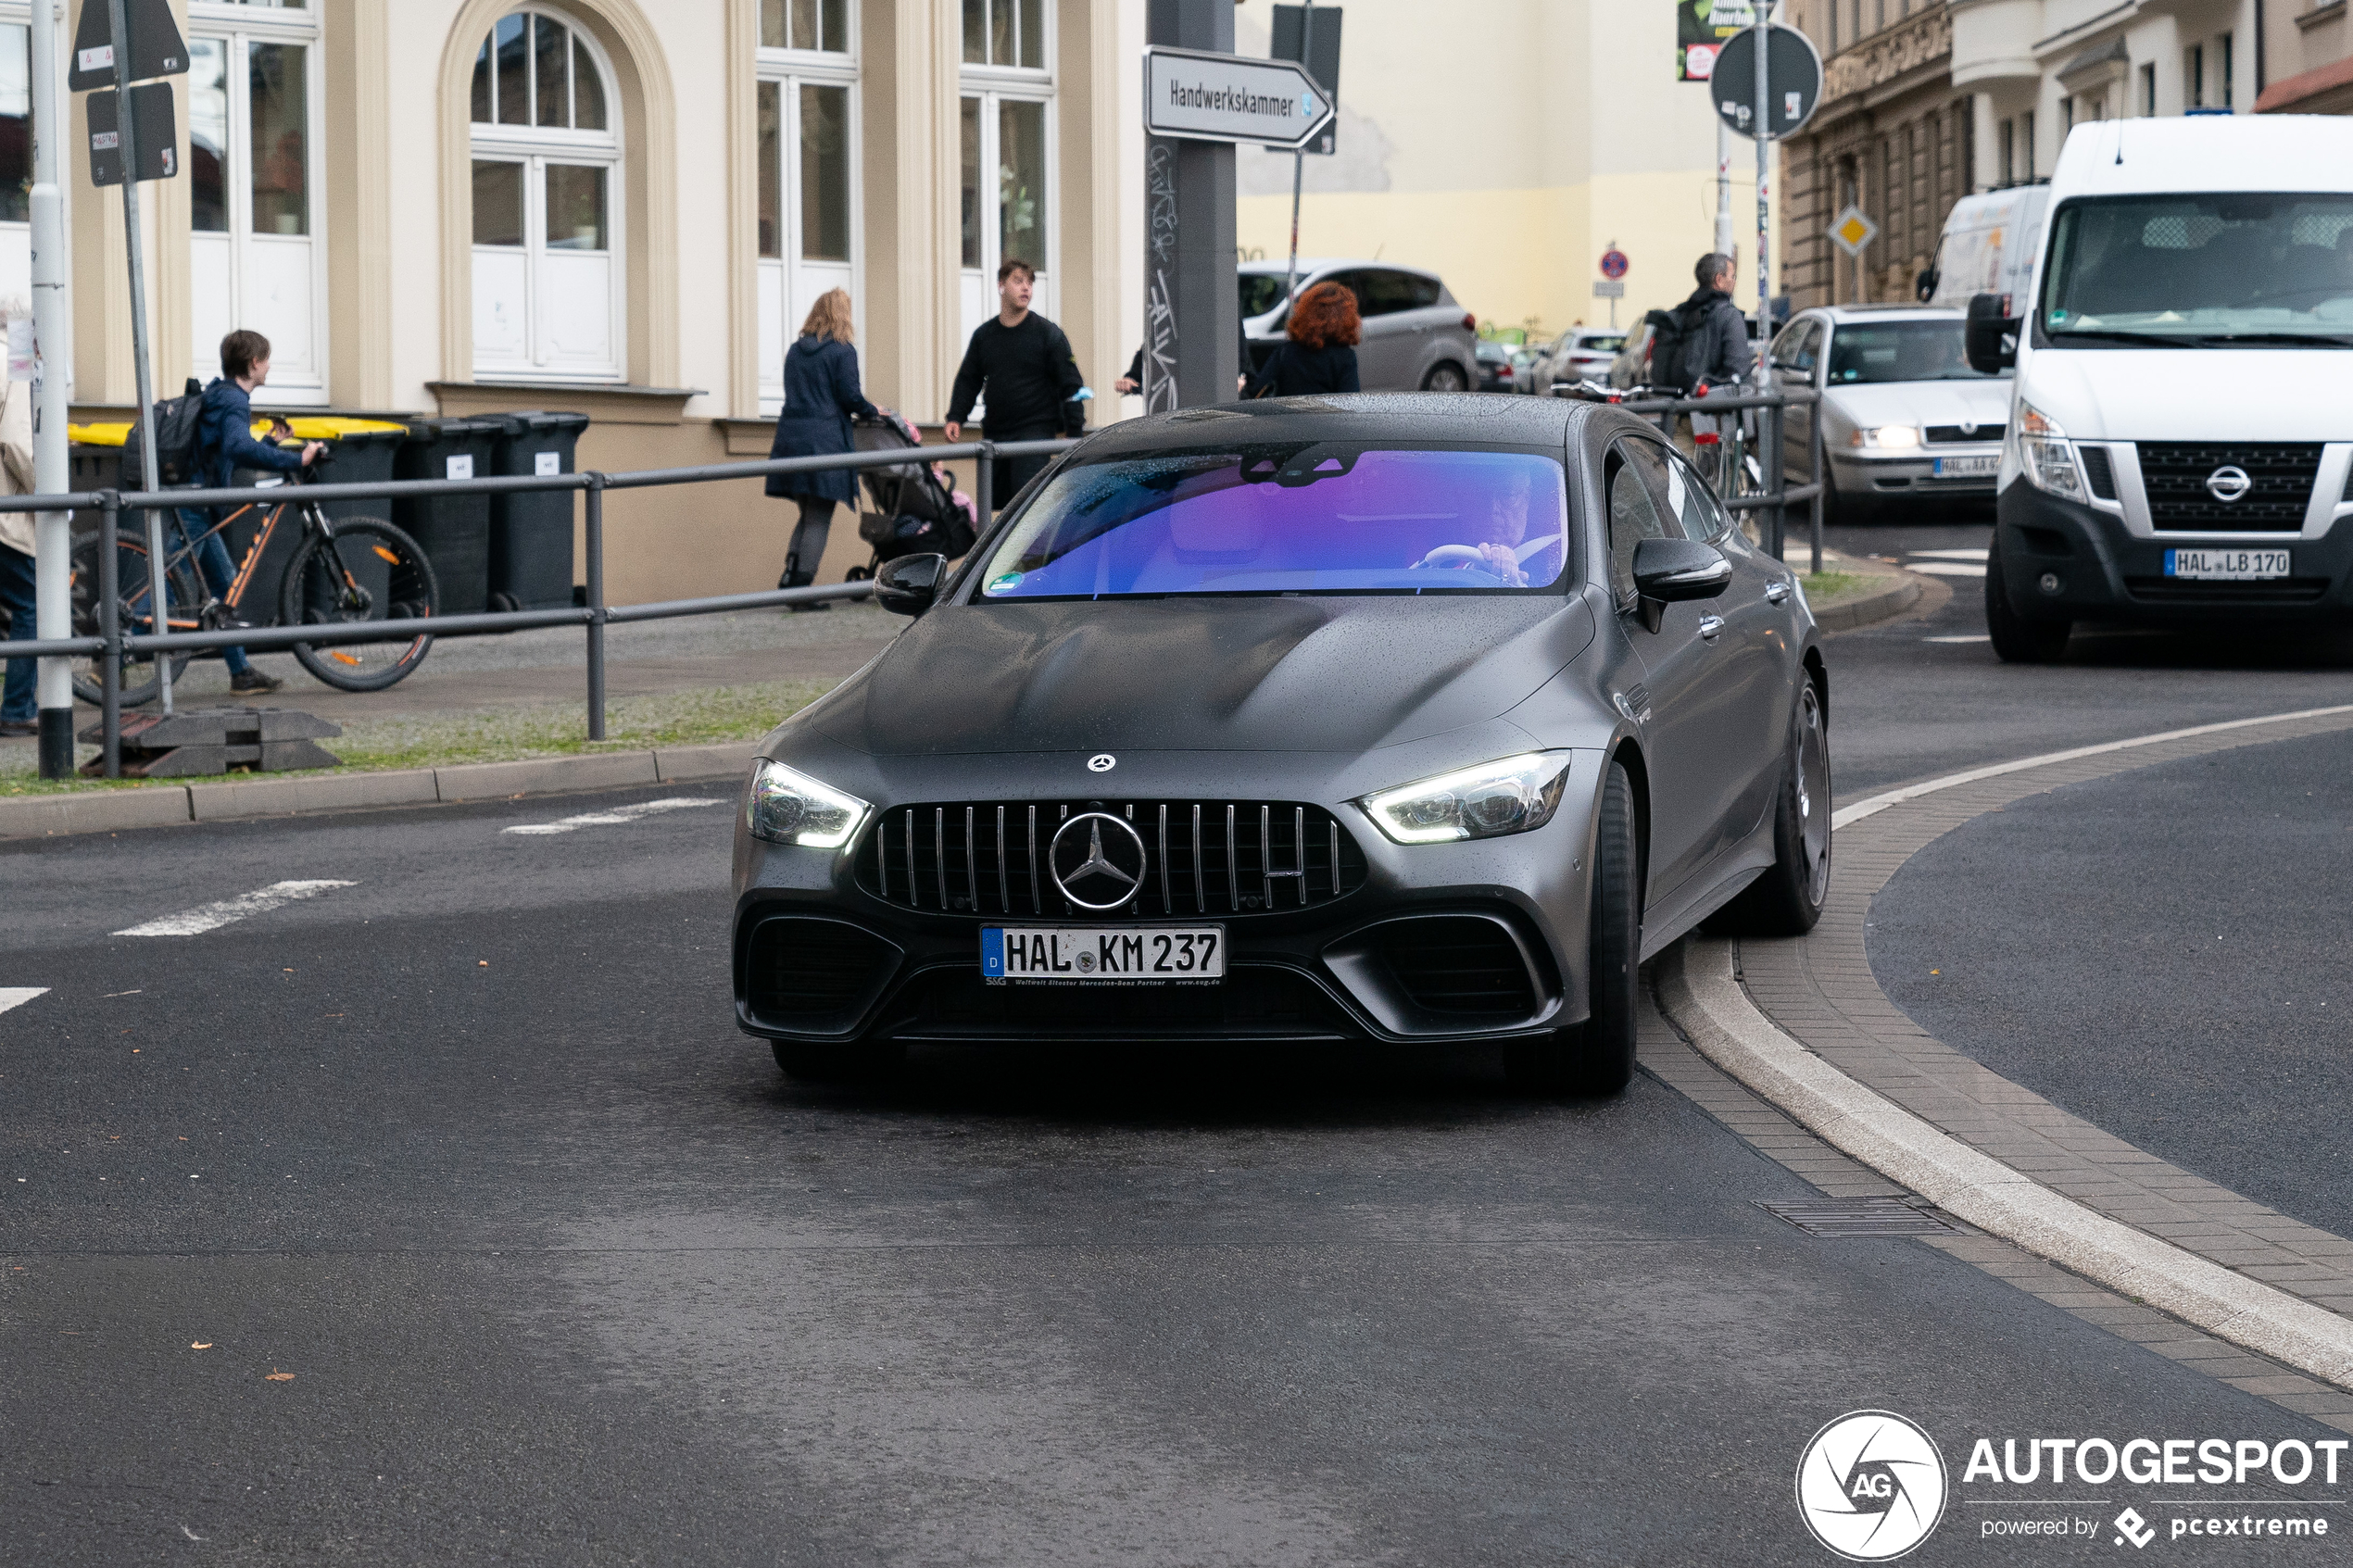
[
  {"x1": 2136, "y1": 443, "x2": 2321, "y2": 531},
  {"x1": 857, "y1": 800, "x2": 1367, "y2": 918}
]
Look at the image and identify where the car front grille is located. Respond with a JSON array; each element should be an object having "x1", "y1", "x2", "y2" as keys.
[
  {"x1": 1925, "y1": 423, "x2": 2005, "y2": 445},
  {"x1": 2135, "y1": 443, "x2": 2322, "y2": 531},
  {"x1": 857, "y1": 800, "x2": 1368, "y2": 919}
]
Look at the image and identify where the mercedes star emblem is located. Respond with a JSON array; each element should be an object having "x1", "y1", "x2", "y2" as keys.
[
  {"x1": 1049, "y1": 811, "x2": 1148, "y2": 911},
  {"x1": 1087, "y1": 754, "x2": 1117, "y2": 772},
  {"x1": 2206, "y1": 465, "x2": 2254, "y2": 503}
]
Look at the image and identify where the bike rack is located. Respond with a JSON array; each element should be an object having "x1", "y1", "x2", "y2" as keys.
[{"x1": 0, "y1": 437, "x2": 1075, "y2": 780}]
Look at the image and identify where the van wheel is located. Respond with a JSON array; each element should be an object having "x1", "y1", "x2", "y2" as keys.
[
  {"x1": 1421, "y1": 363, "x2": 1468, "y2": 393},
  {"x1": 1985, "y1": 542, "x2": 2070, "y2": 663}
]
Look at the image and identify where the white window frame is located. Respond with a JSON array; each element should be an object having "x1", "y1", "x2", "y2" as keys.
[
  {"x1": 0, "y1": 2, "x2": 40, "y2": 331},
  {"x1": 957, "y1": 0, "x2": 1056, "y2": 352},
  {"x1": 757, "y1": 13, "x2": 861, "y2": 416},
  {"x1": 187, "y1": 0, "x2": 330, "y2": 405},
  {"x1": 469, "y1": 5, "x2": 626, "y2": 384}
]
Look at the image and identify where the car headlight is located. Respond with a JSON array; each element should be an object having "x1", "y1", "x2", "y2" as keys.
[
  {"x1": 1360, "y1": 752, "x2": 1574, "y2": 845},
  {"x1": 745, "y1": 759, "x2": 871, "y2": 848},
  {"x1": 2015, "y1": 400, "x2": 2082, "y2": 499},
  {"x1": 1850, "y1": 424, "x2": 1922, "y2": 449}
]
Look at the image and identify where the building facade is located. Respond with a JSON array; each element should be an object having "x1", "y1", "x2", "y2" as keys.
[
  {"x1": 48, "y1": 0, "x2": 1146, "y2": 602},
  {"x1": 2255, "y1": 0, "x2": 2353, "y2": 113}
]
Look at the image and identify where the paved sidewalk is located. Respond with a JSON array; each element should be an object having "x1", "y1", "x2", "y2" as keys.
[{"x1": 1729, "y1": 706, "x2": 2353, "y2": 1328}]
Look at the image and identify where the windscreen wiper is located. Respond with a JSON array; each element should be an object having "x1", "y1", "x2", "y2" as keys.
[
  {"x1": 2045, "y1": 329, "x2": 2208, "y2": 347},
  {"x1": 2184, "y1": 331, "x2": 2353, "y2": 348}
]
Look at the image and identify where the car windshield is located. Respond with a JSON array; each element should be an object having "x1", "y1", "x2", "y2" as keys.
[
  {"x1": 1238, "y1": 273, "x2": 1291, "y2": 320},
  {"x1": 2040, "y1": 194, "x2": 2353, "y2": 344},
  {"x1": 976, "y1": 445, "x2": 1570, "y2": 599},
  {"x1": 1826, "y1": 320, "x2": 1997, "y2": 383}
]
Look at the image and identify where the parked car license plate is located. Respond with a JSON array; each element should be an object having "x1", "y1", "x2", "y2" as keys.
[
  {"x1": 2165, "y1": 548, "x2": 2291, "y2": 581},
  {"x1": 982, "y1": 926, "x2": 1225, "y2": 984},
  {"x1": 1931, "y1": 455, "x2": 1999, "y2": 478}
]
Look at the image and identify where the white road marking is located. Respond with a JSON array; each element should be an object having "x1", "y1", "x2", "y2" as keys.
[
  {"x1": 1906, "y1": 547, "x2": 1991, "y2": 560},
  {"x1": 113, "y1": 881, "x2": 357, "y2": 938},
  {"x1": 1923, "y1": 633, "x2": 1992, "y2": 644},
  {"x1": 1903, "y1": 561, "x2": 1987, "y2": 578},
  {"x1": 1831, "y1": 703, "x2": 2353, "y2": 830},
  {"x1": 0, "y1": 987, "x2": 47, "y2": 1016},
  {"x1": 503, "y1": 797, "x2": 725, "y2": 836}
]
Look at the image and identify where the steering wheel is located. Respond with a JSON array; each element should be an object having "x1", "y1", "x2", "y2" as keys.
[{"x1": 1416, "y1": 545, "x2": 1491, "y2": 570}]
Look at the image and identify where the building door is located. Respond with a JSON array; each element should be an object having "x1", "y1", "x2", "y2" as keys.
[
  {"x1": 187, "y1": 8, "x2": 325, "y2": 402},
  {"x1": 755, "y1": 0, "x2": 858, "y2": 413},
  {"x1": 469, "y1": 8, "x2": 623, "y2": 383}
]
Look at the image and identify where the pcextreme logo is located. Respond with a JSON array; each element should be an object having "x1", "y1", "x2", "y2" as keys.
[{"x1": 1797, "y1": 1410, "x2": 1951, "y2": 1562}]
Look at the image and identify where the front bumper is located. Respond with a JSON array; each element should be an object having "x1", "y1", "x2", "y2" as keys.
[
  {"x1": 1995, "y1": 483, "x2": 2353, "y2": 625},
  {"x1": 1829, "y1": 443, "x2": 2002, "y2": 500},
  {"x1": 729, "y1": 755, "x2": 1607, "y2": 1048}
]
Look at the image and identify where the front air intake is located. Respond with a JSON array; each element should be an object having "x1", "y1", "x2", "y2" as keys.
[
  {"x1": 1369, "y1": 917, "x2": 1540, "y2": 1019},
  {"x1": 744, "y1": 917, "x2": 899, "y2": 1032}
]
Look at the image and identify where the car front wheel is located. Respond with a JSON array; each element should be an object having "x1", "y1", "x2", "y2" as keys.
[{"x1": 1506, "y1": 759, "x2": 1639, "y2": 1098}]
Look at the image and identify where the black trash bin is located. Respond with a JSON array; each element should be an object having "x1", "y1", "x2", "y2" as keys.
[
  {"x1": 69, "y1": 441, "x2": 124, "y2": 496},
  {"x1": 392, "y1": 418, "x2": 502, "y2": 616},
  {"x1": 228, "y1": 421, "x2": 409, "y2": 625},
  {"x1": 484, "y1": 410, "x2": 590, "y2": 611}
]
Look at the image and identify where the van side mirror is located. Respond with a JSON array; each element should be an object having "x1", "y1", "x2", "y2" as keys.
[
  {"x1": 1966, "y1": 292, "x2": 2020, "y2": 374},
  {"x1": 1915, "y1": 268, "x2": 1940, "y2": 302},
  {"x1": 874, "y1": 552, "x2": 945, "y2": 617}
]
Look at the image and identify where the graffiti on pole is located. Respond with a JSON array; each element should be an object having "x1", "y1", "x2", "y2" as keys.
[{"x1": 1143, "y1": 139, "x2": 1180, "y2": 415}]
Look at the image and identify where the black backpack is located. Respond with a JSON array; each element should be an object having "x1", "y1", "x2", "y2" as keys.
[
  {"x1": 120, "y1": 378, "x2": 206, "y2": 491},
  {"x1": 1642, "y1": 304, "x2": 1705, "y2": 395}
]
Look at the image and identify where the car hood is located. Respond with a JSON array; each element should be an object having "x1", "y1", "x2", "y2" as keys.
[
  {"x1": 1821, "y1": 379, "x2": 2012, "y2": 433},
  {"x1": 2021, "y1": 348, "x2": 2353, "y2": 441},
  {"x1": 804, "y1": 594, "x2": 1599, "y2": 758}
]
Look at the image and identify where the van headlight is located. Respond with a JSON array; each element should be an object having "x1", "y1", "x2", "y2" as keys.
[
  {"x1": 1361, "y1": 752, "x2": 1574, "y2": 844},
  {"x1": 2016, "y1": 401, "x2": 2083, "y2": 499},
  {"x1": 746, "y1": 759, "x2": 871, "y2": 848}
]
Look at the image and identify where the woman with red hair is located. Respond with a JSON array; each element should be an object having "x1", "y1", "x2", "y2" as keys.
[{"x1": 1253, "y1": 281, "x2": 1362, "y2": 397}]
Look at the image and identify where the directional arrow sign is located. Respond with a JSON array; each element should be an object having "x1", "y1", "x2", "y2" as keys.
[{"x1": 1143, "y1": 46, "x2": 1335, "y2": 150}]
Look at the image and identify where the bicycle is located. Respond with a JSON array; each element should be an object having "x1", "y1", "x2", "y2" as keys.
[{"x1": 70, "y1": 443, "x2": 440, "y2": 706}]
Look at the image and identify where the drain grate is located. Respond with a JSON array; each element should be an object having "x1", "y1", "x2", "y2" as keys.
[{"x1": 1759, "y1": 1198, "x2": 1964, "y2": 1237}]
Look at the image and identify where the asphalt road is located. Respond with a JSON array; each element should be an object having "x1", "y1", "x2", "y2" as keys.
[
  {"x1": 1870, "y1": 726, "x2": 2353, "y2": 1241},
  {"x1": 4, "y1": 784, "x2": 2346, "y2": 1565}
]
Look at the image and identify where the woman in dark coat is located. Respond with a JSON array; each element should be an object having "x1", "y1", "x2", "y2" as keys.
[
  {"x1": 1254, "y1": 281, "x2": 1362, "y2": 396},
  {"x1": 767, "y1": 288, "x2": 878, "y2": 606}
]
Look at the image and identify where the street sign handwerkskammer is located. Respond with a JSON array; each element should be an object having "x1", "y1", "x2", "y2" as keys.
[{"x1": 1143, "y1": 46, "x2": 1336, "y2": 151}]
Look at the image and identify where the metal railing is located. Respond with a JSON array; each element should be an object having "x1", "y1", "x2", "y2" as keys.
[
  {"x1": 1554, "y1": 382, "x2": 1827, "y2": 571},
  {"x1": 0, "y1": 436, "x2": 1076, "y2": 780}
]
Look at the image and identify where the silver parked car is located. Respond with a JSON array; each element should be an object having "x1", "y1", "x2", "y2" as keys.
[
  {"x1": 1769, "y1": 305, "x2": 2011, "y2": 523},
  {"x1": 1240, "y1": 259, "x2": 1479, "y2": 392},
  {"x1": 1527, "y1": 328, "x2": 1629, "y2": 395}
]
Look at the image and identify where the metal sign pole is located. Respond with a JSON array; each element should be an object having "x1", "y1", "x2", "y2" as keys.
[
  {"x1": 1753, "y1": 6, "x2": 1780, "y2": 561},
  {"x1": 108, "y1": 0, "x2": 170, "y2": 715},
  {"x1": 1283, "y1": 1, "x2": 1313, "y2": 310},
  {"x1": 1716, "y1": 119, "x2": 1734, "y2": 257},
  {"x1": 31, "y1": 0, "x2": 73, "y2": 776}
]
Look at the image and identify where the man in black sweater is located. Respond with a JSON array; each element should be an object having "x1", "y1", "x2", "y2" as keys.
[{"x1": 945, "y1": 259, "x2": 1087, "y2": 515}]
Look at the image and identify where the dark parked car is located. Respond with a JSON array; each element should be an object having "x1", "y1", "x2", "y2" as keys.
[
  {"x1": 732, "y1": 395, "x2": 1831, "y2": 1095},
  {"x1": 1475, "y1": 340, "x2": 1519, "y2": 392}
]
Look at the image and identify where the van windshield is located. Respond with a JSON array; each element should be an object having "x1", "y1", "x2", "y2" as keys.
[
  {"x1": 2040, "y1": 194, "x2": 2353, "y2": 345},
  {"x1": 975, "y1": 445, "x2": 1570, "y2": 599}
]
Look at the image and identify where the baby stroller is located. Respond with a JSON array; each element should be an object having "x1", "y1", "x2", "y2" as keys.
[{"x1": 847, "y1": 410, "x2": 980, "y2": 581}]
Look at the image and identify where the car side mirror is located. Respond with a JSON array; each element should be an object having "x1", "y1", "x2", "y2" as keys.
[
  {"x1": 875, "y1": 552, "x2": 945, "y2": 617},
  {"x1": 1966, "y1": 292, "x2": 2020, "y2": 374},
  {"x1": 1629, "y1": 536, "x2": 1731, "y2": 632}
]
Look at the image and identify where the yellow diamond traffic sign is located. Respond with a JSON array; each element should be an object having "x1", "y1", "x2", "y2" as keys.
[{"x1": 1830, "y1": 205, "x2": 1878, "y2": 257}]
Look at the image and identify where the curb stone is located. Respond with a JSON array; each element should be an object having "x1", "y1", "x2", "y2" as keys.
[
  {"x1": 1810, "y1": 571, "x2": 1923, "y2": 633},
  {"x1": 0, "y1": 743, "x2": 763, "y2": 843}
]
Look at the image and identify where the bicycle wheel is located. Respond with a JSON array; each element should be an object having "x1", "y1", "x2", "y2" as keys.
[
  {"x1": 279, "y1": 517, "x2": 439, "y2": 692},
  {"x1": 69, "y1": 524, "x2": 203, "y2": 708}
]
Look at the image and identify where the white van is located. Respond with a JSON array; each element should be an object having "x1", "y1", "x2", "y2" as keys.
[
  {"x1": 1927, "y1": 185, "x2": 2049, "y2": 309},
  {"x1": 1966, "y1": 116, "x2": 2353, "y2": 661}
]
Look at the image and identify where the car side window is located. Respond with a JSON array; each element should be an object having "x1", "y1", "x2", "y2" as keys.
[
  {"x1": 1324, "y1": 270, "x2": 1374, "y2": 320},
  {"x1": 1660, "y1": 447, "x2": 1730, "y2": 544},
  {"x1": 1606, "y1": 443, "x2": 1673, "y2": 602}
]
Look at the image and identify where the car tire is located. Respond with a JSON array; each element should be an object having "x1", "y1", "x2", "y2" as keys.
[
  {"x1": 1984, "y1": 541, "x2": 2070, "y2": 663},
  {"x1": 1506, "y1": 759, "x2": 1639, "y2": 1098},
  {"x1": 772, "y1": 1038, "x2": 905, "y2": 1084},
  {"x1": 1714, "y1": 680, "x2": 1832, "y2": 936},
  {"x1": 1421, "y1": 362, "x2": 1469, "y2": 393}
]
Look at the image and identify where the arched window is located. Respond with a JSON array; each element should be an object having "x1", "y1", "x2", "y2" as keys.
[{"x1": 469, "y1": 7, "x2": 623, "y2": 382}]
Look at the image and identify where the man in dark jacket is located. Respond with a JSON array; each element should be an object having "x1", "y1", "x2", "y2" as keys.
[
  {"x1": 1671, "y1": 254, "x2": 1755, "y2": 470},
  {"x1": 944, "y1": 260, "x2": 1085, "y2": 514},
  {"x1": 176, "y1": 329, "x2": 320, "y2": 693}
]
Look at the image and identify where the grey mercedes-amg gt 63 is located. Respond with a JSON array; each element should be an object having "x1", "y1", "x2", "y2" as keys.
[{"x1": 731, "y1": 395, "x2": 1830, "y2": 1094}]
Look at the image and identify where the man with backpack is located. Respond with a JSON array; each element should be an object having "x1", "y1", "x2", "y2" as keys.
[
  {"x1": 1647, "y1": 254, "x2": 1755, "y2": 482},
  {"x1": 170, "y1": 330, "x2": 321, "y2": 694}
]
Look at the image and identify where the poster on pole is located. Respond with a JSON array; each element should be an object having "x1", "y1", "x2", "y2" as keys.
[{"x1": 1678, "y1": 0, "x2": 1754, "y2": 82}]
